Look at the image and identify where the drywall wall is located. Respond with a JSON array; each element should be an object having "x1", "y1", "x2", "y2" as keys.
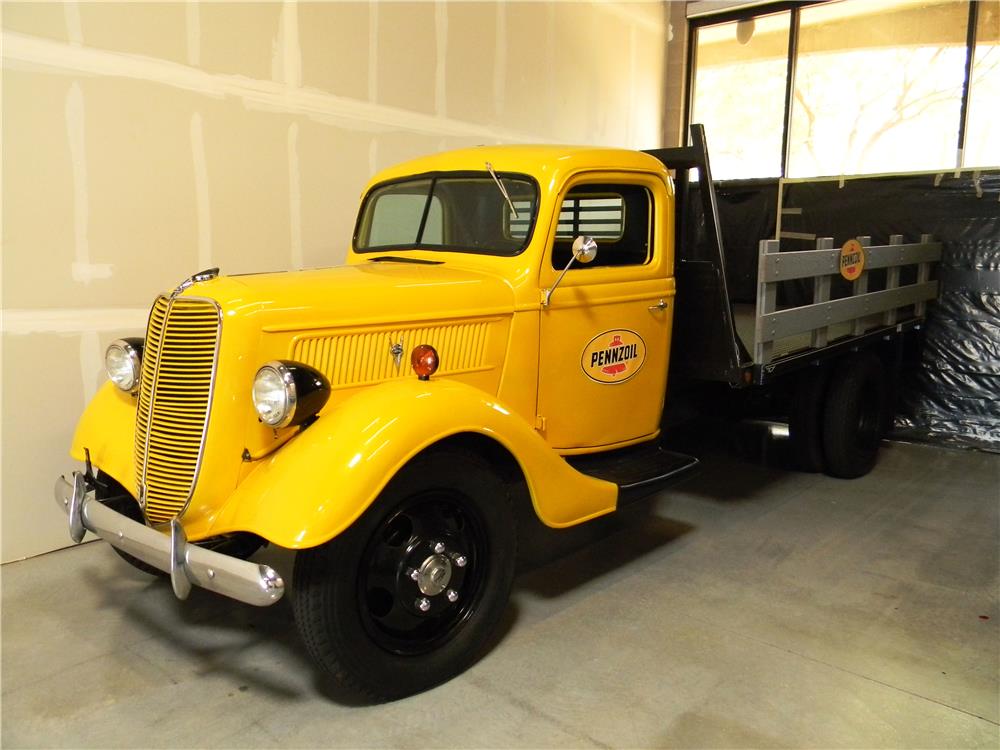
[{"x1": 1, "y1": 0, "x2": 672, "y2": 562}]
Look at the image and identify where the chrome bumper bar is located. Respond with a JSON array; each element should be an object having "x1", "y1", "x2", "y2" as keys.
[{"x1": 54, "y1": 472, "x2": 284, "y2": 607}]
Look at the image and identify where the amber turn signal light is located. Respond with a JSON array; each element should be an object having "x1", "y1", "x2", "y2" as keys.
[{"x1": 410, "y1": 344, "x2": 439, "y2": 381}]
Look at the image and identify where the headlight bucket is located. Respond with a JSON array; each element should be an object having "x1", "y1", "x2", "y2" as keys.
[
  {"x1": 106, "y1": 338, "x2": 144, "y2": 394},
  {"x1": 252, "y1": 361, "x2": 330, "y2": 428}
]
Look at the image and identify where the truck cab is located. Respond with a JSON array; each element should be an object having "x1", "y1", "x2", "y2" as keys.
[{"x1": 348, "y1": 145, "x2": 677, "y2": 452}]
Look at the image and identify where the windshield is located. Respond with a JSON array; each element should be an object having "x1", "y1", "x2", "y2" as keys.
[{"x1": 354, "y1": 173, "x2": 539, "y2": 256}]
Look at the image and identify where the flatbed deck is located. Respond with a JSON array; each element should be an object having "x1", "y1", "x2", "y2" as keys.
[{"x1": 732, "y1": 303, "x2": 852, "y2": 363}]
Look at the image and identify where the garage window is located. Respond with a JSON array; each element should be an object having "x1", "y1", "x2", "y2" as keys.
[
  {"x1": 790, "y1": 0, "x2": 969, "y2": 177},
  {"x1": 965, "y1": 1, "x2": 1000, "y2": 167},
  {"x1": 690, "y1": 11, "x2": 791, "y2": 179},
  {"x1": 687, "y1": 0, "x2": 999, "y2": 178}
]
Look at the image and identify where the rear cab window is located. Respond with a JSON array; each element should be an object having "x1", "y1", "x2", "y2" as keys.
[{"x1": 551, "y1": 183, "x2": 653, "y2": 269}]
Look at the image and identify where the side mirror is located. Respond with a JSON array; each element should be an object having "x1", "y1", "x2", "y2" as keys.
[
  {"x1": 572, "y1": 235, "x2": 598, "y2": 264},
  {"x1": 543, "y1": 235, "x2": 598, "y2": 307}
]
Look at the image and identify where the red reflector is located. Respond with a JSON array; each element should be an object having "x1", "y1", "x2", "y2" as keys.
[{"x1": 410, "y1": 344, "x2": 439, "y2": 381}]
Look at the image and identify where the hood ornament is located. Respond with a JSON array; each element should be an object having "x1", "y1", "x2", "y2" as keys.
[
  {"x1": 171, "y1": 267, "x2": 220, "y2": 298},
  {"x1": 389, "y1": 337, "x2": 405, "y2": 371}
]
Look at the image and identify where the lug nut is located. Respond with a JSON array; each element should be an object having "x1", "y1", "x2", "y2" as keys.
[
  {"x1": 408, "y1": 568, "x2": 420, "y2": 581},
  {"x1": 416, "y1": 597, "x2": 431, "y2": 612},
  {"x1": 446, "y1": 589, "x2": 459, "y2": 602},
  {"x1": 432, "y1": 541, "x2": 446, "y2": 554},
  {"x1": 453, "y1": 555, "x2": 467, "y2": 568}
]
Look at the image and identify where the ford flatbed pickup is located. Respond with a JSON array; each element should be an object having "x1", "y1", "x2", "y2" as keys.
[{"x1": 56, "y1": 126, "x2": 940, "y2": 700}]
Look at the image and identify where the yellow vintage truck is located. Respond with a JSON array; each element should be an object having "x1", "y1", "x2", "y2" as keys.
[{"x1": 56, "y1": 127, "x2": 940, "y2": 700}]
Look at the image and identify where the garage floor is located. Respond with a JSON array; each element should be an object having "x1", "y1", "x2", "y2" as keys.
[{"x1": 3, "y1": 436, "x2": 998, "y2": 748}]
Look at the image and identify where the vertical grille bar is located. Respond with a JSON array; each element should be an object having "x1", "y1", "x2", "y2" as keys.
[{"x1": 135, "y1": 296, "x2": 221, "y2": 524}]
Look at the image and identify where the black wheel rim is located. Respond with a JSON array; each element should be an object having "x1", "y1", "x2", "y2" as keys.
[{"x1": 357, "y1": 490, "x2": 488, "y2": 656}]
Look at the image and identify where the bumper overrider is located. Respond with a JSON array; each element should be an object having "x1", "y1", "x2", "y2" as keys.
[{"x1": 54, "y1": 472, "x2": 284, "y2": 606}]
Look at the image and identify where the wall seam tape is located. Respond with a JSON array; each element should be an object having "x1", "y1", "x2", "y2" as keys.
[
  {"x1": 2, "y1": 32, "x2": 548, "y2": 143},
  {"x1": 3, "y1": 308, "x2": 151, "y2": 334}
]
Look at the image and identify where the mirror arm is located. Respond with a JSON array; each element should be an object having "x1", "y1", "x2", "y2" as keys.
[
  {"x1": 542, "y1": 255, "x2": 578, "y2": 307},
  {"x1": 542, "y1": 235, "x2": 597, "y2": 308}
]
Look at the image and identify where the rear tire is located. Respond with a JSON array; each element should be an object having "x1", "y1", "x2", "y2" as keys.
[
  {"x1": 292, "y1": 448, "x2": 516, "y2": 702},
  {"x1": 789, "y1": 367, "x2": 830, "y2": 473},
  {"x1": 821, "y1": 353, "x2": 886, "y2": 479}
]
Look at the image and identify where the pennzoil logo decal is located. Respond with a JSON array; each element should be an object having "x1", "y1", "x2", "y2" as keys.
[
  {"x1": 839, "y1": 238, "x2": 866, "y2": 281},
  {"x1": 581, "y1": 329, "x2": 646, "y2": 384}
]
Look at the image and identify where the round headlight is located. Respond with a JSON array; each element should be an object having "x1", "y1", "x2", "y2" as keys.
[
  {"x1": 106, "y1": 338, "x2": 143, "y2": 393},
  {"x1": 253, "y1": 364, "x2": 295, "y2": 427},
  {"x1": 252, "y1": 361, "x2": 331, "y2": 429}
]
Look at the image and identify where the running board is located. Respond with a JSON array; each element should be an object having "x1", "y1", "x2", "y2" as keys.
[{"x1": 566, "y1": 442, "x2": 699, "y2": 506}]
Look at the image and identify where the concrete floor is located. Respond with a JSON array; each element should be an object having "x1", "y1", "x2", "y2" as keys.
[{"x1": 2, "y1": 436, "x2": 998, "y2": 748}]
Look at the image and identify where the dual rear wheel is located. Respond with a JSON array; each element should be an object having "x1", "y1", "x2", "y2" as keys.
[{"x1": 789, "y1": 352, "x2": 888, "y2": 479}]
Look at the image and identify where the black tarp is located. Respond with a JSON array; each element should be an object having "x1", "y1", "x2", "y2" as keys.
[{"x1": 679, "y1": 178, "x2": 779, "y2": 304}]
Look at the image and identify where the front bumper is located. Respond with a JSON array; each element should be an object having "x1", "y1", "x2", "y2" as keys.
[{"x1": 54, "y1": 472, "x2": 284, "y2": 607}]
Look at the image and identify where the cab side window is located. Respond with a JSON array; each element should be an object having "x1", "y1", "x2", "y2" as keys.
[{"x1": 551, "y1": 183, "x2": 652, "y2": 269}]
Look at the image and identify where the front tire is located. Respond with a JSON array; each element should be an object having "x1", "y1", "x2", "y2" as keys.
[{"x1": 292, "y1": 448, "x2": 516, "y2": 701}]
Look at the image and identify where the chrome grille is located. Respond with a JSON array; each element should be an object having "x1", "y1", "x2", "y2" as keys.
[{"x1": 135, "y1": 295, "x2": 221, "y2": 524}]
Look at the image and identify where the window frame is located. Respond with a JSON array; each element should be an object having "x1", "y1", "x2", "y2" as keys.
[{"x1": 684, "y1": 0, "x2": 987, "y2": 178}]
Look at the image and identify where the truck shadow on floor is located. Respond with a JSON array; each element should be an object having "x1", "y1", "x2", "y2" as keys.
[
  {"x1": 83, "y1": 559, "x2": 311, "y2": 697},
  {"x1": 77, "y1": 418, "x2": 795, "y2": 705},
  {"x1": 82, "y1": 545, "x2": 519, "y2": 705},
  {"x1": 81, "y1": 506, "x2": 693, "y2": 706},
  {"x1": 511, "y1": 416, "x2": 815, "y2": 601},
  {"x1": 659, "y1": 416, "x2": 809, "y2": 503},
  {"x1": 514, "y1": 497, "x2": 694, "y2": 600}
]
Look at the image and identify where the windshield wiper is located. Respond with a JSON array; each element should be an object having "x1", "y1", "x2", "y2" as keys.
[
  {"x1": 485, "y1": 161, "x2": 518, "y2": 219},
  {"x1": 370, "y1": 255, "x2": 442, "y2": 265}
]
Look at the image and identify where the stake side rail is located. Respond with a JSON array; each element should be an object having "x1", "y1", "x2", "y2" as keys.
[{"x1": 751, "y1": 234, "x2": 941, "y2": 384}]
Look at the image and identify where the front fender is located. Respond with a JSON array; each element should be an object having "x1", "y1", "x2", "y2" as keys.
[
  {"x1": 70, "y1": 381, "x2": 137, "y2": 495},
  {"x1": 186, "y1": 379, "x2": 617, "y2": 548}
]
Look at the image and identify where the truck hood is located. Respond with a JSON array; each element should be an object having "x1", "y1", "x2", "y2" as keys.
[{"x1": 179, "y1": 261, "x2": 515, "y2": 328}]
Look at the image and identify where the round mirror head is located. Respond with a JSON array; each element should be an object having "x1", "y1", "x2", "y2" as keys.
[{"x1": 572, "y1": 235, "x2": 598, "y2": 264}]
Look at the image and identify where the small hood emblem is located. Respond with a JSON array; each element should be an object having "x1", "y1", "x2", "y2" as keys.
[
  {"x1": 171, "y1": 267, "x2": 220, "y2": 298},
  {"x1": 389, "y1": 337, "x2": 405, "y2": 371}
]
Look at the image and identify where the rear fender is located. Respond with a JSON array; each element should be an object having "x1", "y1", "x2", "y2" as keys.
[{"x1": 189, "y1": 379, "x2": 617, "y2": 548}]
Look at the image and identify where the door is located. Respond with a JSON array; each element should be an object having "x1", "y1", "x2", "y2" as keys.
[{"x1": 536, "y1": 173, "x2": 675, "y2": 451}]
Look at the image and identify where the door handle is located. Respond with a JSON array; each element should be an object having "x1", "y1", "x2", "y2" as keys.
[{"x1": 648, "y1": 299, "x2": 668, "y2": 312}]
